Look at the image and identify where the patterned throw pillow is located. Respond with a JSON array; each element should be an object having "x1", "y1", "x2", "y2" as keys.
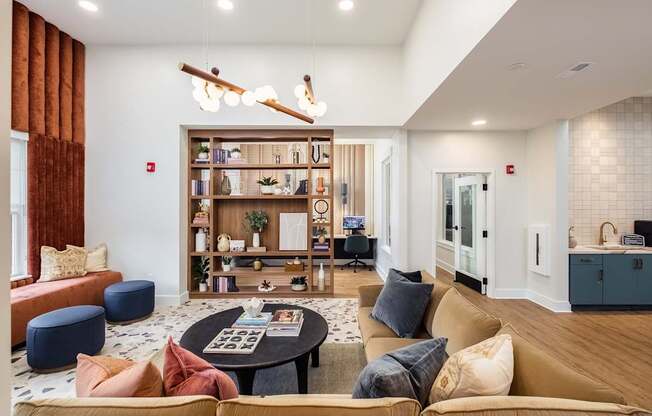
[
  {"x1": 430, "y1": 334, "x2": 514, "y2": 404},
  {"x1": 76, "y1": 354, "x2": 163, "y2": 397},
  {"x1": 67, "y1": 243, "x2": 109, "y2": 272},
  {"x1": 39, "y1": 246, "x2": 87, "y2": 282}
]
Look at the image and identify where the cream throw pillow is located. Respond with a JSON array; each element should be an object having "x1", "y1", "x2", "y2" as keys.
[
  {"x1": 430, "y1": 334, "x2": 513, "y2": 404},
  {"x1": 40, "y1": 246, "x2": 87, "y2": 282},
  {"x1": 67, "y1": 243, "x2": 109, "y2": 272}
]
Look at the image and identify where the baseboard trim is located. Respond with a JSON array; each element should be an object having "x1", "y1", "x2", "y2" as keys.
[
  {"x1": 436, "y1": 259, "x2": 455, "y2": 275},
  {"x1": 375, "y1": 263, "x2": 388, "y2": 282},
  {"x1": 156, "y1": 291, "x2": 189, "y2": 306},
  {"x1": 492, "y1": 289, "x2": 571, "y2": 313}
]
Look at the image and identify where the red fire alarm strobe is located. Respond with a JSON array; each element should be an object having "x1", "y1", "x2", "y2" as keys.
[
  {"x1": 146, "y1": 162, "x2": 156, "y2": 173},
  {"x1": 506, "y1": 164, "x2": 515, "y2": 175}
]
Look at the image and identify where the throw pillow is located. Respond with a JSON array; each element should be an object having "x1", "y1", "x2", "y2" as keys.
[
  {"x1": 430, "y1": 334, "x2": 514, "y2": 404},
  {"x1": 39, "y1": 246, "x2": 87, "y2": 282},
  {"x1": 76, "y1": 354, "x2": 163, "y2": 397},
  {"x1": 389, "y1": 268, "x2": 423, "y2": 283},
  {"x1": 163, "y1": 337, "x2": 238, "y2": 400},
  {"x1": 353, "y1": 338, "x2": 448, "y2": 406},
  {"x1": 371, "y1": 272, "x2": 433, "y2": 337},
  {"x1": 67, "y1": 243, "x2": 109, "y2": 272}
]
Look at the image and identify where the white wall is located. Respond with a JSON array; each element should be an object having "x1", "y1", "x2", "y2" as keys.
[
  {"x1": 407, "y1": 130, "x2": 528, "y2": 292},
  {"x1": 1, "y1": 0, "x2": 13, "y2": 410},
  {"x1": 525, "y1": 120, "x2": 570, "y2": 311},
  {"x1": 85, "y1": 44, "x2": 402, "y2": 302}
]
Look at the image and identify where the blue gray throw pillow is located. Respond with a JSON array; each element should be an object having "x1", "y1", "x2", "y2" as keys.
[
  {"x1": 389, "y1": 268, "x2": 423, "y2": 283},
  {"x1": 371, "y1": 271, "x2": 433, "y2": 338},
  {"x1": 352, "y1": 338, "x2": 448, "y2": 406}
]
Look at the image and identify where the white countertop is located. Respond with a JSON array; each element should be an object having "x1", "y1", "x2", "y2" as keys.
[{"x1": 570, "y1": 245, "x2": 652, "y2": 255}]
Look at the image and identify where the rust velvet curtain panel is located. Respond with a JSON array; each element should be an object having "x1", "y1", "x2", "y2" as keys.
[{"x1": 12, "y1": 1, "x2": 85, "y2": 279}]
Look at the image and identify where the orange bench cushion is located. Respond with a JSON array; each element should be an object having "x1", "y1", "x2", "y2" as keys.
[{"x1": 11, "y1": 271, "x2": 123, "y2": 346}]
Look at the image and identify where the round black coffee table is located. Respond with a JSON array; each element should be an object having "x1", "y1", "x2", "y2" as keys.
[{"x1": 180, "y1": 303, "x2": 328, "y2": 395}]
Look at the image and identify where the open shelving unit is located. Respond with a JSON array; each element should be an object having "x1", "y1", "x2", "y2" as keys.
[{"x1": 187, "y1": 129, "x2": 335, "y2": 298}]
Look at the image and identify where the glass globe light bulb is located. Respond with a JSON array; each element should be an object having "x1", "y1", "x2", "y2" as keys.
[
  {"x1": 224, "y1": 90, "x2": 240, "y2": 107},
  {"x1": 192, "y1": 86, "x2": 208, "y2": 102},
  {"x1": 200, "y1": 97, "x2": 219, "y2": 112},
  {"x1": 316, "y1": 101, "x2": 328, "y2": 117},
  {"x1": 191, "y1": 76, "x2": 205, "y2": 88},
  {"x1": 241, "y1": 90, "x2": 256, "y2": 106},
  {"x1": 294, "y1": 84, "x2": 306, "y2": 99},
  {"x1": 262, "y1": 85, "x2": 277, "y2": 101},
  {"x1": 298, "y1": 96, "x2": 310, "y2": 110},
  {"x1": 206, "y1": 83, "x2": 224, "y2": 100},
  {"x1": 307, "y1": 103, "x2": 319, "y2": 117},
  {"x1": 255, "y1": 87, "x2": 268, "y2": 102}
]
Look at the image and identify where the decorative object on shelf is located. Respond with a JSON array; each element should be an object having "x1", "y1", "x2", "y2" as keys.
[
  {"x1": 318, "y1": 263, "x2": 325, "y2": 291},
  {"x1": 293, "y1": 257, "x2": 302, "y2": 265},
  {"x1": 316, "y1": 227, "x2": 328, "y2": 244},
  {"x1": 313, "y1": 199, "x2": 329, "y2": 222},
  {"x1": 230, "y1": 147, "x2": 241, "y2": 159},
  {"x1": 279, "y1": 213, "x2": 308, "y2": 251},
  {"x1": 217, "y1": 233, "x2": 232, "y2": 253},
  {"x1": 222, "y1": 256, "x2": 233, "y2": 272},
  {"x1": 284, "y1": 259, "x2": 305, "y2": 272},
  {"x1": 195, "y1": 228, "x2": 207, "y2": 252},
  {"x1": 258, "y1": 280, "x2": 275, "y2": 292},
  {"x1": 253, "y1": 258, "x2": 263, "y2": 272},
  {"x1": 246, "y1": 246, "x2": 267, "y2": 253},
  {"x1": 257, "y1": 176, "x2": 278, "y2": 195},
  {"x1": 274, "y1": 188, "x2": 283, "y2": 195},
  {"x1": 192, "y1": 210, "x2": 210, "y2": 226},
  {"x1": 322, "y1": 150, "x2": 329, "y2": 164},
  {"x1": 295, "y1": 179, "x2": 308, "y2": 195},
  {"x1": 290, "y1": 144, "x2": 302, "y2": 164},
  {"x1": 230, "y1": 240, "x2": 245, "y2": 252},
  {"x1": 568, "y1": 226, "x2": 577, "y2": 249},
  {"x1": 220, "y1": 171, "x2": 232, "y2": 195},
  {"x1": 311, "y1": 143, "x2": 322, "y2": 164},
  {"x1": 243, "y1": 297, "x2": 265, "y2": 318},
  {"x1": 316, "y1": 176, "x2": 326, "y2": 195},
  {"x1": 291, "y1": 276, "x2": 308, "y2": 292},
  {"x1": 244, "y1": 210, "x2": 268, "y2": 248},
  {"x1": 193, "y1": 256, "x2": 210, "y2": 292},
  {"x1": 295, "y1": 75, "x2": 327, "y2": 118},
  {"x1": 180, "y1": 63, "x2": 314, "y2": 124},
  {"x1": 282, "y1": 173, "x2": 293, "y2": 195},
  {"x1": 197, "y1": 143, "x2": 210, "y2": 160}
]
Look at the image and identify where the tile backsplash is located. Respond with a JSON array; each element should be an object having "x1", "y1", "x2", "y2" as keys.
[{"x1": 569, "y1": 97, "x2": 652, "y2": 245}]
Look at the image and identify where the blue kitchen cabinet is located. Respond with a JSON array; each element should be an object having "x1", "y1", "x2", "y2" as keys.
[
  {"x1": 603, "y1": 255, "x2": 638, "y2": 305},
  {"x1": 635, "y1": 255, "x2": 652, "y2": 305},
  {"x1": 569, "y1": 255, "x2": 603, "y2": 305}
]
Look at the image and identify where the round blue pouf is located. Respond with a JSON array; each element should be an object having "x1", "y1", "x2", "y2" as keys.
[
  {"x1": 27, "y1": 305, "x2": 105, "y2": 372},
  {"x1": 104, "y1": 280, "x2": 155, "y2": 323}
]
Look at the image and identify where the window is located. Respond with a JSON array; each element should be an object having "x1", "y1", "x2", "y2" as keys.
[
  {"x1": 442, "y1": 174, "x2": 454, "y2": 243},
  {"x1": 382, "y1": 156, "x2": 391, "y2": 248},
  {"x1": 11, "y1": 131, "x2": 28, "y2": 277}
]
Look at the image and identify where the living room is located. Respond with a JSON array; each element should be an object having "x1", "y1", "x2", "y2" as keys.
[{"x1": 1, "y1": 0, "x2": 652, "y2": 415}]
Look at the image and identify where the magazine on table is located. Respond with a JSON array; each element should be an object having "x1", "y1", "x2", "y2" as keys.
[
  {"x1": 232, "y1": 312, "x2": 273, "y2": 328},
  {"x1": 203, "y1": 328, "x2": 264, "y2": 354},
  {"x1": 266, "y1": 317, "x2": 304, "y2": 337},
  {"x1": 269, "y1": 309, "x2": 303, "y2": 326}
]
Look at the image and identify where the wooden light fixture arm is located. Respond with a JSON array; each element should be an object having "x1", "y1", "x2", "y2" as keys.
[
  {"x1": 178, "y1": 62, "x2": 314, "y2": 124},
  {"x1": 303, "y1": 75, "x2": 316, "y2": 104}
]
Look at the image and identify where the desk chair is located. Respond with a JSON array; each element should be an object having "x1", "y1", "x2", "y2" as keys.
[{"x1": 342, "y1": 234, "x2": 371, "y2": 273}]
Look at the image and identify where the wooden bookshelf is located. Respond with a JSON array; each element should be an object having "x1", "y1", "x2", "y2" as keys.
[{"x1": 187, "y1": 129, "x2": 335, "y2": 298}]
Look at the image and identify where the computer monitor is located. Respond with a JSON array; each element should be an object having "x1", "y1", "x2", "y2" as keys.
[{"x1": 343, "y1": 216, "x2": 366, "y2": 231}]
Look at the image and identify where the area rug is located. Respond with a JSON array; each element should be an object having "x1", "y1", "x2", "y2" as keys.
[{"x1": 11, "y1": 298, "x2": 361, "y2": 405}]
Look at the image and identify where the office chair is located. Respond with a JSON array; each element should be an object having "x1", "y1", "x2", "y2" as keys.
[{"x1": 342, "y1": 234, "x2": 371, "y2": 273}]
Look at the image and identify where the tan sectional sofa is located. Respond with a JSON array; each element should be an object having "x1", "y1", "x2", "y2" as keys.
[{"x1": 14, "y1": 272, "x2": 652, "y2": 416}]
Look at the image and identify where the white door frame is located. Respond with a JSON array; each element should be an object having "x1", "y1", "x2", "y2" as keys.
[{"x1": 431, "y1": 168, "x2": 496, "y2": 298}]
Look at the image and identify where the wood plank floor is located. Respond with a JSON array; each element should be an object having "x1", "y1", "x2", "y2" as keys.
[
  {"x1": 332, "y1": 267, "x2": 382, "y2": 298},
  {"x1": 434, "y1": 268, "x2": 652, "y2": 410}
]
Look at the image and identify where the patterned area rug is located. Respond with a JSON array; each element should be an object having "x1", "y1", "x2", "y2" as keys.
[{"x1": 11, "y1": 297, "x2": 361, "y2": 405}]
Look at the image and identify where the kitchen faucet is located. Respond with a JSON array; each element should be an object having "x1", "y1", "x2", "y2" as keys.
[{"x1": 599, "y1": 221, "x2": 618, "y2": 245}]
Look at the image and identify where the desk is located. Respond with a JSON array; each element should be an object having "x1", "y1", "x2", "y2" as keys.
[{"x1": 332, "y1": 235, "x2": 377, "y2": 262}]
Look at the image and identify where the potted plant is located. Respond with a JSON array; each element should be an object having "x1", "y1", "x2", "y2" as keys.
[
  {"x1": 222, "y1": 256, "x2": 233, "y2": 272},
  {"x1": 193, "y1": 256, "x2": 210, "y2": 292},
  {"x1": 291, "y1": 276, "x2": 307, "y2": 292},
  {"x1": 243, "y1": 210, "x2": 268, "y2": 248},
  {"x1": 230, "y1": 147, "x2": 242, "y2": 159},
  {"x1": 198, "y1": 143, "x2": 210, "y2": 160},
  {"x1": 316, "y1": 227, "x2": 328, "y2": 244},
  {"x1": 257, "y1": 176, "x2": 279, "y2": 195}
]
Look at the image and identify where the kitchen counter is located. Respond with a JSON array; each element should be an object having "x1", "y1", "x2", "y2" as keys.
[{"x1": 570, "y1": 245, "x2": 652, "y2": 255}]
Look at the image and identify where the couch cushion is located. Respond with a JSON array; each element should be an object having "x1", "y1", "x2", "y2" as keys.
[
  {"x1": 371, "y1": 272, "x2": 434, "y2": 338},
  {"x1": 11, "y1": 271, "x2": 123, "y2": 346},
  {"x1": 421, "y1": 396, "x2": 649, "y2": 416},
  {"x1": 216, "y1": 394, "x2": 421, "y2": 416},
  {"x1": 76, "y1": 354, "x2": 163, "y2": 397},
  {"x1": 13, "y1": 396, "x2": 218, "y2": 416},
  {"x1": 39, "y1": 246, "x2": 87, "y2": 282},
  {"x1": 353, "y1": 338, "x2": 448, "y2": 406},
  {"x1": 431, "y1": 288, "x2": 502, "y2": 355},
  {"x1": 359, "y1": 308, "x2": 430, "y2": 346},
  {"x1": 365, "y1": 337, "x2": 432, "y2": 363},
  {"x1": 423, "y1": 278, "x2": 453, "y2": 337},
  {"x1": 497, "y1": 324, "x2": 625, "y2": 404},
  {"x1": 389, "y1": 268, "x2": 423, "y2": 282}
]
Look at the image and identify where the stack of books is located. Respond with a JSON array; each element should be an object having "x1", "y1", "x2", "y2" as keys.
[
  {"x1": 212, "y1": 276, "x2": 238, "y2": 293},
  {"x1": 232, "y1": 312, "x2": 273, "y2": 328},
  {"x1": 212, "y1": 148, "x2": 231, "y2": 164},
  {"x1": 313, "y1": 242, "x2": 329, "y2": 251},
  {"x1": 266, "y1": 309, "x2": 304, "y2": 337},
  {"x1": 191, "y1": 170, "x2": 211, "y2": 196}
]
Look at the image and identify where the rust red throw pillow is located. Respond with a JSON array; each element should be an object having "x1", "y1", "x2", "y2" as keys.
[{"x1": 163, "y1": 337, "x2": 238, "y2": 400}]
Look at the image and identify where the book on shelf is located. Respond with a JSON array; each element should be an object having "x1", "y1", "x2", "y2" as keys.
[
  {"x1": 212, "y1": 276, "x2": 237, "y2": 293},
  {"x1": 313, "y1": 243, "x2": 330, "y2": 251},
  {"x1": 246, "y1": 246, "x2": 267, "y2": 253},
  {"x1": 269, "y1": 309, "x2": 303, "y2": 325},
  {"x1": 191, "y1": 170, "x2": 211, "y2": 196},
  {"x1": 266, "y1": 318, "x2": 304, "y2": 337},
  {"x1": 232, "y1": 312, "x2": 273, "y2": 328},
  {"x1": 194, "y1": 159, "x2": 210, "y2": 164},
  {"x1": 203, "y1": 328, "x2": 264, "y2": 354},
  {"x1": 212, "y1": 148, "x2": 231, "y2": 164}
]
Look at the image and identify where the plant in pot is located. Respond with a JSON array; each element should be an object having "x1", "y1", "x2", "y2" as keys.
[
  {"x1": 222, "y1": 256, "x2": 233, "y2": 272},
  {"x1": 230, "y1": 147, "x2": 242, "y2": 159},
  {"x1": 291, "y1": 276, "x2": 307, "y2": 292},
  {"x1": 193, "y1": 256, "x2": 210, "y2": 292},
  {"x1": 257, "y1": 176, "x2": 279, "y2": 195},
  {"x1": 243, "y1": 210, "x2": 268, "y2": 248},
  {"x1": 316, "y1": 227, "x2": 328, "y2": 244},
  {"x1": 197, "y1": 143, "x2": 210, "y2": 160}
]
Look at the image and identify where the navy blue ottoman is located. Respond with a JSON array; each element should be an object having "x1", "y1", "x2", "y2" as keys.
[
  {"x1": 104, "y1": 280, "x2": 155, "y2": 323},
  {"x1": 27, "y1": 305, "x2": 105, "y2": 372}
]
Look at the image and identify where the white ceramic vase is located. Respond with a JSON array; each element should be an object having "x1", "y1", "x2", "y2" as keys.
[
  {"x1": 222, "y1": 263, "x2": 231, "y2": 272},
  {"x1": 199, "y1": 282, "x2": 208, "y2": 292},
  {"x1": 318, "y1": 263, "x2": 325, "y2": 291},
  {"x1": 195, "y1": 228, "x2": 207, "y2": 252},
  {"x1": 198, "y1": 152, "x2": 209, "y2": 160},
  {"x1": 260, "y1": 185, "x2": 275, "y2": 194},
  {"x1": 253, "y1": 232, "x2": 261, "y2": 248}
]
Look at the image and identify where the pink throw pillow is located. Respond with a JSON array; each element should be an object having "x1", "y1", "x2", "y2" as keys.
[
  {"x1": 76, "y1": 354, "x2": 163, "y2": 397},
  {"x1": 163, "y1": 337, "x2": 238, "y2": 400}
]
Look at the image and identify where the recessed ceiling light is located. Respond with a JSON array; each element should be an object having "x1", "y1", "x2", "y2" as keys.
[
  {"x1": 339, "y1": 0, "x2": 354, "y2": 11},
  {"x1": 471, "y1": 119, "x2": 487, "y2": 126},
  {"x1": 78, "y1": 0, "x2": 98, "y2": 12},
  {"x1": 217, "y1": 0, "x2": 234, "y2": 11}
]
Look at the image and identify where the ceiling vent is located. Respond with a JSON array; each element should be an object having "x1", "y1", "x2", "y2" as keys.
[{"x1": 556, "y1": 62, "x2": 594, "y2": 79}]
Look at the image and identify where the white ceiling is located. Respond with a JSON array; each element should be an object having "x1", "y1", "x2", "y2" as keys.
[
  {"x1": 406, "y1": 0, "x2": 652, "y2": 130},
  {"x1": 20, "y1": 0, "x2": 422, "y2": 46}
]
